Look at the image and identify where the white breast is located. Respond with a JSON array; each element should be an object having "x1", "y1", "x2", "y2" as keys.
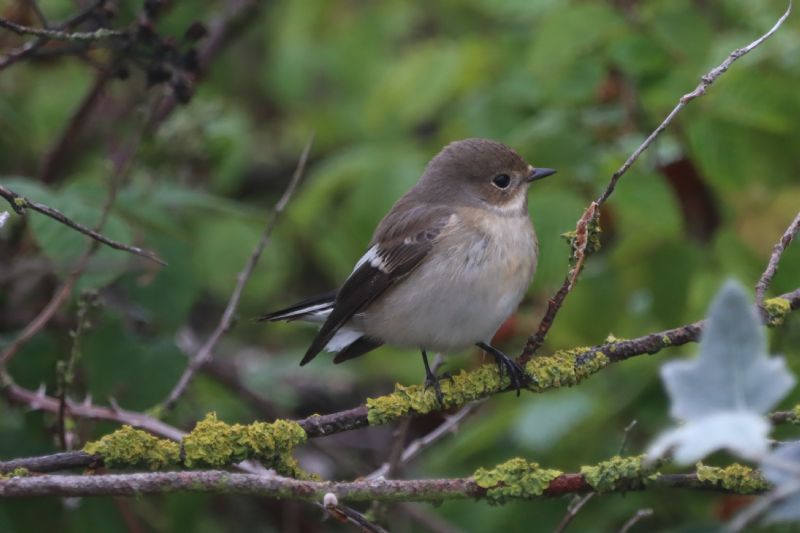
[{"x1": 358, "y1": 210, "x2": 537, "y2": 352}]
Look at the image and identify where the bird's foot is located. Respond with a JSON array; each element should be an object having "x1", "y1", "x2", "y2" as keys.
[
  {"x1": 477, "y1": 342, "x2": 526, "y2": 396},
  {"x1": 423, "y1": 370, "x2": 453, "y2": 408}
]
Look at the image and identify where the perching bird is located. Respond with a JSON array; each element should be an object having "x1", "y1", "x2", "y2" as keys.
[{"x1": 260, "y1": 138, "x2": 555, "y2": 402}]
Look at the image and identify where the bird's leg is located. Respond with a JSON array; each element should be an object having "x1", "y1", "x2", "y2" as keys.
[
  {"x1": 421, "y1": 349, "x2": 450, "y2": 407},
  {"x1": 476, "y1": 342, "x2": 525, "y2": 396}
]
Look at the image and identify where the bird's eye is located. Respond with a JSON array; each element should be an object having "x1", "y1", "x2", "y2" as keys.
[{"x1": 492, "y1": 174, "x2": 511, "y2": 189}]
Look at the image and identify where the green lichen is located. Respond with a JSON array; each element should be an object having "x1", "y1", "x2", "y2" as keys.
[
  {"x1": 0, "y1": 467, "x2": 29, "y2": 479},
  {"x1": 661, "y1": 335, "x2": 672, "y2": 346},
  {"x1": 182, "y1": 413, "x2": 312, "y2": 478},
  {"x1": 764, "y1": 297, "x2": 791, "y2": 327},
  {"x1": 561, "y1": 216, "x2": 602, "y2": 267},
  {"x1": 13, "y1": 197, "x2": 28, "y2": 210},
  {"x1": 695, "y1": 462, "x2": 770, "y2": 494},
  {"x1": 525, "y1": 348, "x2": 609, "y2": 392},
  {"x1": 367, "y1": 364, "x2": 505, "y2": 425},
  {"x1": 789, "y1": 404, "x2": 800, "y2": 424},
  {"x1": 580, "y1": 455, "x2": 656, "y2": 493},
  {"x1": 366, "y1": 348, "x2": 611, "y2": 425},
  {"x1": 83, "y1": 425, "x2": 180, "y2": 470},
  {"x1": 473, "y1": 458, "x2": 562, "y2": 505}
]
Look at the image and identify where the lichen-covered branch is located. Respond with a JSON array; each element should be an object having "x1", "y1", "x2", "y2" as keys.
[
  {"x1": 3, "y1": 287, "x2": 798, "y2": 475},
  {"x1": 756, "y1": 210, "x2": 800, "y2": 310},
  {"x1": 0, "y1": 457, "x2": 769, "y2": 502},
  {"x1": 518, "y1": 3, "x2": 792, "y2": 361},
  {"x1": 0, "y1": 185, "x2": 166, "y2": 266}
]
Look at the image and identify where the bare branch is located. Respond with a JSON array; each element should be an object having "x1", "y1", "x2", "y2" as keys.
[
  {"x1": 519, "y1": 3, "x2": 792, "y2": 361},
  {"x1": 553, "y1": 493, "x2": 595, "y2": 533},
  {"x1": 0, "y1": 185, "x2": 166, "y2": 266},
  {"x1": 0, "y1": 469, "x2": 765, "y2": 501},
  {"x1": 0, "y1": 17, "x2": 125, "y2": 41},
  {"x1": 1, "y1": 377, "x2": 185, "y2": 442},
  {"x1": 756, "y1": 210, "x2": 800, "y2": 309},
  {"x1": 368, "y1": 403, "x2": 480, "y2": 480},
  {"x1": 160, "y1": 136, "x2": 314, "y2": 411},
  {"x1": 618, "y1": 508, "x2": 654, "y2": 533}
]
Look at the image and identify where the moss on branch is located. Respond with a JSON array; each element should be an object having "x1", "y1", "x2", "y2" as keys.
[
  {"x1": 695, "y1": 462, "x2": 770, "y2": 494},
  {"x1": 580, "y1": 455, "x2": 657, "y2": 492},
  {"x1": 83, "y1": 413, "x2": 312, "y2": 478},
  {"x1": 366, "y1": 348, "x2": 610, "y2": 425},
  {"x1": 473, "y1": 458, "x2": 562, "y2": 504}
]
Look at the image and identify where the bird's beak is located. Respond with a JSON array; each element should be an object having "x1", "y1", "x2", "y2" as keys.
[{"x1": 527, "y1": 167, "x2": 557, "y2": 182}]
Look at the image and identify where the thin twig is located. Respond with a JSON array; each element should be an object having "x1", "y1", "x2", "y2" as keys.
[
  {"x1": 368, "y1": 403, "x2": 480, "y2": 480},
  {"x1": 0, "y1": 185, "x2": 166, "y2": 266},
  {"x1": 553, "y1": 493, "x2": 595, "y2": 533},
  {"x1": 518, "y1": 3, "x2": 792, "y2": 362},
  {"x1": 618, "y1": 508, "x2": 654, "y2": 533},
  {"x1": 1, "y1": 118, "x2": 154, "y2": 366},
  {"x1": 756, "y1": 210, "x2": 800, "y2": 309},
  {"x1": 160, "y1": 135, "x2": 314, "y2": 411},
  {"x1": 1, "y1": 376, "x2": 185, "y2": 442},
  {"x1": 0, "y1": 0, "x2": 106, "y2": 71},
  {"x1": 619, "y1": 420, "x2": 638, "y2": 456},
  {"x1": 0, "y1": 17, "x2": 126, "y2": 41},
  {"x1": 0, "y1": 469, "x2": 766, "y2": 501}
]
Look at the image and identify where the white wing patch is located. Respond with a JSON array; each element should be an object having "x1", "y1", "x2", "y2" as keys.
[
  {"x1": 325, "y1": 327, "x2": 363, "y2": 352},
  {"x1": 352, "y1": 245, "x2": 388, "y2": 273}
]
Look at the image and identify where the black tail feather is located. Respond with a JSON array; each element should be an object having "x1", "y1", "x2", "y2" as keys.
[
  {"x1": 333, "y1": 337, "x2": 383, "y2": 364},
  {"x1": 257, "y1": 291, "x2": 336, "y2": 322}
]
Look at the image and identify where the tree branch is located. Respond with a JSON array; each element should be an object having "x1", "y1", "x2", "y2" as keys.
[
  {"x1": 3, "y1": 286, "x2": 797, "y2": 475},
  {"x1": 0, "y1": 17, "x2": 126, "y2": 42},
  {"x1": 756, "y1": 210, "x2": 800, "y2": 309},
  {"x1": 0, "y1": 185, "x2": 166, "y2": 266},
  {"x1": 518, "y1": 2, "x2": 792, "y2": 362},
  {"x1": 160, "y1": 135, "x2": 313, "y2": 411},
  {"x1": 0, "y1": 468, "x2": 765, "y2": 501}
]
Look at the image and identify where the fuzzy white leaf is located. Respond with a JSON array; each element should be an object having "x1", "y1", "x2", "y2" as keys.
[
  {"x1": 662, "y1": 280, "x2": 794, "y2": 420},
  {"x1": 647, "y1": 412, "x2": 770, "y2": 464},
  {"x1": 648, "y1": 280, "x2": 795, "y2": 464},
  {"x1": 760, "y1": 442, "x2": 800, "y2": 525}
]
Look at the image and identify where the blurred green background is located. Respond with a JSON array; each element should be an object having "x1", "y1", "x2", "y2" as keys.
[{"x1": 1, "y1": 0, "x2": 800, "y2": 531}]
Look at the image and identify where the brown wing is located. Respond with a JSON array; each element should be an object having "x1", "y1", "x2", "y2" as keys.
[{"x1": 299, "y1": 204, "x2": 453, "y2": 366}]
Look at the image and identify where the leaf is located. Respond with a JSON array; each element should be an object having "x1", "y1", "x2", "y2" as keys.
[
  {"x1": 663, "y1": 280, "x2": 793, "y2": 420},
  {"x1": 760, "y1": 442, "x2": 800, "y2": 525},
  {"x1": 647, "y1": 412, "x2": 770, "y2": 464},
  {"x1": 647, "y1": 280, "x2": 795, "y2": 464}
]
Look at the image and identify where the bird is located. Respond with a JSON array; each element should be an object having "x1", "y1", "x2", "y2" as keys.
[{"x1": 260, "y1": 138, "x2": 555, "y2": 403}]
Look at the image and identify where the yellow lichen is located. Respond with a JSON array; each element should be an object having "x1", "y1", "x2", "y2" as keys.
[
  {"x1": 580, "y1": 455, "x2": 656, "y2": 492},
  {"x1": 367, "y1": 364, "x2": 504, "y2": 425},
  {"x1": 182, "y1": 413, "x2": 311, "y2": 478},
  {"x1": 764, "y1": 297, "x2": 791, "y2": 327},
  {"x1": 695, "y1": 462, "x2": 770, "y2": 494},
  {"x1": 83, "y1": 425, "x2": 180, "y2": 470},
  {"x1": 790, "y1": 404, "x2": 800, "y2": 424},
  {"x1": 0, "y1": 467, "x2": 29, "y2": 479},
  {"x1": 473, "y1": 458, "x2": 562, "y2": 505},
  {"x1": 525, "y1": 348, "x2": 609, "y2": 392},
  {"x1": 366, "y1": 348, "x2": 610, "y2": 425}
]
